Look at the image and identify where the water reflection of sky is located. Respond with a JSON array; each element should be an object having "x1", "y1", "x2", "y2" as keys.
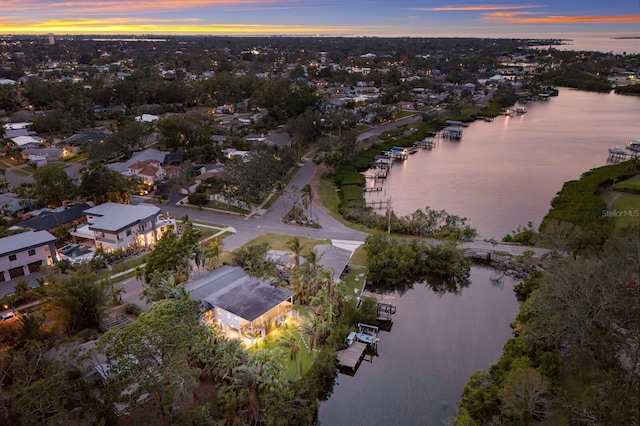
[{"x1": 319, "y1": 267, "x2": 519, "y2": 425}]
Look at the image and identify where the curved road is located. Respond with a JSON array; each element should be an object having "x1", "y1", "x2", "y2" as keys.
[{"x1": 144, "y1": 158, "x2": 370, "y2": 251}]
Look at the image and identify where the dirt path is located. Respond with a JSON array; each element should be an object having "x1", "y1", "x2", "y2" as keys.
[{"x1": 598, "y1": 186, "x2": 624, "y2": 210}]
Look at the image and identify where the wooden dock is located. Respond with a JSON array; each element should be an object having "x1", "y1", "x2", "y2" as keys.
[
  {"x1": 365, "y1": 199, "x2": 390, "y2": 209},
  {"x1": 337, "y1": 342, "x2": 367, "y2": 369}
]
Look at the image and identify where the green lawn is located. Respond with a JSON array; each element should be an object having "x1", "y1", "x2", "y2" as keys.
[
  {"x1": 63, "y1": 152, "x2": 88, "y2": 163},
  {"x1": 317, "y1": 177, "x2": 341, "y2": 216},
  {"x1": 614, "y1": 174, "x2": 640, "y2": 192},
  {"x1": 244, "y1": 233, "x2": 330, "y2": 252},
  {"x1": 250, "y1": 318, "x2": 317, "y2": 380},
  {"x1": 10, "y1": 168, "x2": 31, "y2": 176},
  {"x1": 183, "y1": 219, "x2": 227, "y2": 229},
  {"x1": 612, "y1": 193, "x2": 640, "y2": 230}
]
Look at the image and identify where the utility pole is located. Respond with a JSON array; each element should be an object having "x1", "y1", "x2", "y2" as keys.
[{"x1": 387, "y1": 197, "x2": 392, "y2": 234}]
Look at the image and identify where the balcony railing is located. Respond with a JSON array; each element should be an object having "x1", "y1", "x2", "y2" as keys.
[{"x1": 95, "y1": 235, "x2": 117, "y2": 244}]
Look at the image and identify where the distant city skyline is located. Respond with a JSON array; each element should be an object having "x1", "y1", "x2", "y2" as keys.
[{"x1": 1, "y1": 1, "x2": 639, "y2": 37}]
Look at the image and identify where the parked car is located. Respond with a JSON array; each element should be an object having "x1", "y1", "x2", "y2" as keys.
[{"x1": 0, "y1": 311, "x2": 17, "y2": 323}]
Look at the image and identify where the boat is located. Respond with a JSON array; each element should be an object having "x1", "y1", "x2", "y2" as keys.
[
  {"x1": 515, "y1": 106, "x2": 527, "y2": 114},
  {"x1": 355, "y1": 332, "x2": 379, "y2": 344},
  {"x1": 627, "y1": 140, "x2": 640, "y2": 152},
  {"x1": 609, "y1": 147, "x2": 627, "y2": 155}
]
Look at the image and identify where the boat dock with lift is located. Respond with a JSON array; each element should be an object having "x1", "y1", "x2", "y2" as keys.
[
  {"x1": 337, "y1": 323, "x2": 381, "y2": 370},
  {"x1": 608, "y1": 146, "x2": 639, "y2": 161},
  {"x1": 336, "y1": 282, "x2": 397, "y2": 372}
]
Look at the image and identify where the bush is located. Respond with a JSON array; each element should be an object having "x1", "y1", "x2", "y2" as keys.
[{"x1": 124, "y1": 303, "x2": 142, "y2": 317}]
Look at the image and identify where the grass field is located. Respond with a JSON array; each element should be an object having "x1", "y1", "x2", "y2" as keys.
[
  {"x1": 243, "y1": 233, "x2": 330, "y2": 252},
  {"x1": 614, "y1": 174, "x2": 640, "y2": 192},
  {"x1": 612, "y1": 192, "x2": 640, "y2": 230}
]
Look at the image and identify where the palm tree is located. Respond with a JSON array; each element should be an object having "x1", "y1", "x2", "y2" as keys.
[
  {"x1": 0, "y1": 166, "x2": 6, "y2": 181},
  {"x1": 134, "y1": 265, "x2": 145, "y2": 283},
  {"x1": 109, "y1": 282, "x2": 126, "y2": 306},
  {"x1": 298, "y1": 312, "x2": 321, "y2": 353},
  {"x1": 204, "y1": 237, "x2": 223, "y2": 270},
  {"x1": 192, "y1": 245, "x2": 205, "y2": 277},
  {"x1": 287, "y1": 237, "x2": 304, "y2": 267},
  {"x1": 301, "y1": 184, "x2": 314, "y2": 223},
  {"x1": 301, "y1": 249, "x2": 319, "y2": 273},
  {"x1": 277, "y1": 333, "x2": 301, "y2": 376},
  {"x1": 274, "y1": 180, "x2": 287, "y2": 213}
]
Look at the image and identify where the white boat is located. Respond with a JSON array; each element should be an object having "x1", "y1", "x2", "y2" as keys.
[
  {"x1": 609, "y1": 147, "x2": 627, "y2": 155},
  {"x1": 627, "y1": 140, "x2": 640, "y2": 152},
  {"x1": 515, "y1": 106, "x2": 527, "y2": 114}
]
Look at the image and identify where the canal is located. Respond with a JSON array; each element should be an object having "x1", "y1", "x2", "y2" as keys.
[{"x1": 319, "y1": 89, "x2": 640, "y2": 425}]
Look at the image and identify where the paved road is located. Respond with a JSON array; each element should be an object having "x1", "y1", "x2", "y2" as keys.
[
  {"x1": 357, "y1": 115, "x2": 422, "y2": 142},
  {"x1": 141, "y1": 158, "x2": 369, "y2": 252}
]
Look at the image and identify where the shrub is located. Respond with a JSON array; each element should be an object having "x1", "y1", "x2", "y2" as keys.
[{"x1": 124, "y1": 303, "x2": 142, "y2": 317}]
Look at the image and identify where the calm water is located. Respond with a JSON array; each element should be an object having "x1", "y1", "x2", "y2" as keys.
[
  {"x1": 537, "y1": 33, "x2": 640, "y2": 54},
  {"x1": 318, "y1": 268, "x2": 519, "y2": 425},
  {"x1": 319, "y1": 89, "x2": 640, "y2": 425},
  {"x1": 366, "y1": 88, "x2": 640, "y2": 239}
]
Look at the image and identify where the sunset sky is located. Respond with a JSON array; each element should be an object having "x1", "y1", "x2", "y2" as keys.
[{"x1": 1, "y1": 0, "x2": 639, "y2": 36}]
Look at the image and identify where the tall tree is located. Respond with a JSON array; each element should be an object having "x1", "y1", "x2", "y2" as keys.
[
  {"x1": 301, "y1": 183, "x2": 314, "y2": 222},
  {"x1": 204, "y1": 237, "x2": 223, "y2": 270},
  {"x1": 46, "y1": 272, "x2": 109, "y2": 335},
  {"x1": 96, "y1": 299, "x2": 202, "y2": 420},
  {"x1": 33, "y1": 164, "x2": 77, "y2": 206},
  {"x1": 79, "y1": 162, "x2": 134, "y2": 204}
]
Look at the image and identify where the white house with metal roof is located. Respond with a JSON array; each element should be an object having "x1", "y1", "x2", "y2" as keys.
[
  {"x1": 70, "y1": 203, "x2": 176, "y2": 252},
  {"x1": 0, "y1": 230, "x2": 57, "y2": 283},
  {"x1": 185, "y1": 266, "x2": 295, "y2": 346}
]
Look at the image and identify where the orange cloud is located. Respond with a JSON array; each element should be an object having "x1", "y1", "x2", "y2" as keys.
[
  {"x1": 483, "y1": 12, "x2": 640, "y2": 24},
  {"x1": 412, "y1": 4, "x2": 544, "y2": 12}
]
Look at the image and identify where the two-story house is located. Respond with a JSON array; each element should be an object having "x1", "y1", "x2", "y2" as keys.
[
  {"x1": 70, "y1": 203, "x2": 176, "y2": 252},
  {"x1": 0, "y1": 230, "x2": 58, "y2": 284}
]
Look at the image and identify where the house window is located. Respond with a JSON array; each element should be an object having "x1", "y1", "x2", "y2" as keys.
[
  {"x1": 226, "y1": 312, "x2": 231, "y2": 320},
  {"x1": 217, "y1": 308, "x2": 221, "y2": 315},
  {"x1": 8, "y1": 254, "x2": 16, "y2": 261},
  {"x1": 126, "y1": 229, "x2": 132, "y2": 236},
  {"x1": 28, "y1": 249, "x2": 36, "y2": 256}
]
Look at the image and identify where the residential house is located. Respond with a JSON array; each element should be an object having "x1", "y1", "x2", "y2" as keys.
[
  {"x1": 59, "y1": 131, "x2": 109, "y2": 153},
  {"x1": 264, "y1": 133, "x2": 292, "y2": 148},
  {"x1": 0, "y1": 193, "x2": 27, "y2": 216},
  {"x1": 21, "y1": 147, "x2": 65, "y2": 162},
  {"x1": 127, "y1": 160, "x2": 166, "y2": 186},
  {"x1": 0, "y1": 230, "x2": 58, "y2": 283},
  {"x1": 107, "y1": 148, "x2": 169, "y2": 176},
  {"x1": 134, "y1": 114, "x2": 159, "y2": 123},
  {"x1": 15, "y1": 202, "x2": 90, "y2": 233},
  {"x1": 70, "y1": 203, "x2": 176, "y2": 252},
  {"x1": 10, "y1": 135, "x2": 44, "y2": 148},
  {"x1": 185, "y1": 265, "x2": 295, "y2": 346}
]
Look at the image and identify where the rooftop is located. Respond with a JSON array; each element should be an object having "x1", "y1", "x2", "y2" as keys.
[
  {"x1": 185, "y1": 266, "x2": 294, "y2": 322},
  {"x1": 84, "y1": 202, "x2": 161, "y2": 233},
  {"x1": 0, "y1": 230, "x2": 56, "y2": 256}
]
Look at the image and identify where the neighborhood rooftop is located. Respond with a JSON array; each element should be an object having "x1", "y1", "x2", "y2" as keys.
[
  {"x1": 0, "y1": 230, "x2": 56, "y2": 256},
  {"x1": 84, "y1": 202, "x2": 161, "y2": 233},
  {"x1": 185, "y1": 266, "x2": 294, "y2": 322}
]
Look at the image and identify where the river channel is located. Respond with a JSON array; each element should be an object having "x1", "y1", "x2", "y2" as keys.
[
  {"x1": 318, "y1": 267, "x2": 519, "y2": 425},
  {"x1": 365, "y1": 88, "x2": 640, "y2": 240},
  {"x1": 318, "y1": 89, "x2": 640, "y2": 425}
]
